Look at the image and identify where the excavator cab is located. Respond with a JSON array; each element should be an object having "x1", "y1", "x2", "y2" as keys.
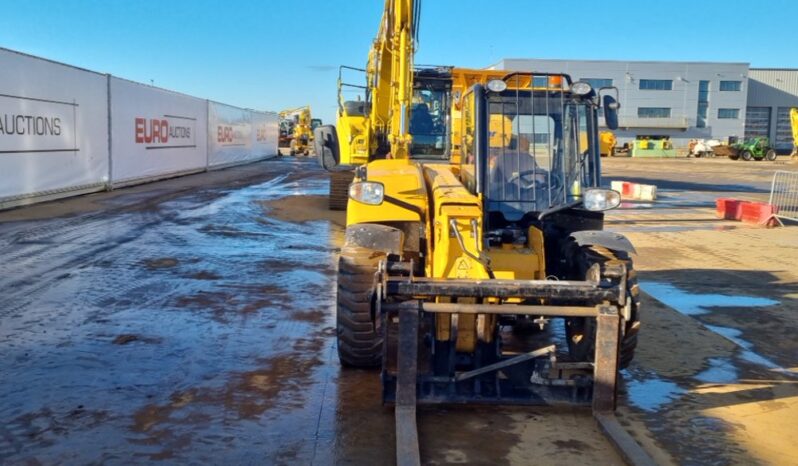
[{"x1": 409, "y1": 68, "x2": 452, "y2": 160}]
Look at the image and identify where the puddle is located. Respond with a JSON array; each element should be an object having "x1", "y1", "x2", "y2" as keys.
[
  {"x1": 640, "y1": 282, "x2": 778, "y2": 316},
  {"x1": 640, "y1": 282, "x2": 794, "y2": 376},
  {"x1": 608, "y1": 225, "x2": 733, "y2": 233},
  {"x1": 619, "y1": 202, "x2": 655, "y2": 209},
  {"x1": 694, "y1": 357, "x2": 738, "y2": 384},
  {"x1": 622, "y1": 368, "x2": 685, "y2": 412},
  {"x1": 704, "y1": 325, "x2": 792, "y2": 374}
]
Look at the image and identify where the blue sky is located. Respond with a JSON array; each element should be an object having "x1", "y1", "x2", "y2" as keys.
[{"x1": 1, "y1": 0, "x2": 796, "y2": 124}]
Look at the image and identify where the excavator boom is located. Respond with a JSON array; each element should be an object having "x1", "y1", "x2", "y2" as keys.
[{"x1": 368, "y1": 0, "x2": 418, "y2": 159}]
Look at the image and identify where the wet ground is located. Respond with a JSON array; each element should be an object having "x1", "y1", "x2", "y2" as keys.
[{"x1": 0, "y1": 156, "x2": 796, "y2": 465}]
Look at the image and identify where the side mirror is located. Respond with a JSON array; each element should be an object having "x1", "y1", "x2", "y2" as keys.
[
  {"x1": 603, "y1": 95, "x2": 620, "y2": 130},
  {"x1": 314, "y1": 125, "x2": 340, "y2": 171}
]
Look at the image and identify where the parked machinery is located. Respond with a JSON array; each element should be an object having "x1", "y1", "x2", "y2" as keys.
[
  {"x1": 599, "y1": 131, "x2": 616, "y2": 157},
  {"x1": 688, "y1": 139, "x2": 722, "y2": 158},
  {"x1": 314, "y1": 1, "x2": 644, "y2": 463},
  {"x1": 730, "y1": 137, "x2": 777, "y2": 161},
  {"x1": 278, "y1": 106, "x2": 318, "y2": 156}
]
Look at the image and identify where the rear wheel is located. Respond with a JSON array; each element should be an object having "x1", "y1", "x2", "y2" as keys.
[
  {"x1": 741, "y1": 150, "x2": 753, "y2": 161},
  {"x1": 565, "y1": 246, "x2": 640, "y2": 369},
  {"x1": 336, "y1": 245, "x2": 385, "y2": 367},
  {"x1": 765, "y1": 149, "x2": 777, "y2": 161}
]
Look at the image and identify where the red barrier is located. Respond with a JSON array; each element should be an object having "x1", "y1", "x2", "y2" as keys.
[
  {"x1": 740, "y1": 201, "x2": 778, "y2": 226},
  {"x1": 716, "y1": 198, "x2": 778, "y2": 227},
  {"x1": 715, "y1": 198, "x2": 743, "y2": 220}
]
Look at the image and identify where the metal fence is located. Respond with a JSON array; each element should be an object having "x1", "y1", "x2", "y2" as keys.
[{"x1": 769, "y1": 171, "x2": 798, "y2": 225}]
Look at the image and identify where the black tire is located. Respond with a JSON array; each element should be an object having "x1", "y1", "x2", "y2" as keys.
[
  {"x1": 336, "y1": 245, "x2": 385, "y2": 367},
  {"x1": 741, "y1": 150, "x2": 753, "y2": 161},
  {"x1": 565, "y1": 246, "x2": 641, "y2": 369},
  {"x1": 765, "y1": 149, "x2": 777, "y2": 161}
]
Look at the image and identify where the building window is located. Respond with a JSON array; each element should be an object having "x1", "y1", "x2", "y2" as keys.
[
  {"x1": 719, "y1": 80, "x2": 742, "y2": 91},
  {"x1": 718, "y1": 108, "x2": 740, "y2": 119},
  {"x1": 639, "y1": 79, "x2": 673, "y2": 91},
  {"x1": 583, "y1": 78, "x2": 613, "y2": 89},
  {"x1": 638, "y1": 107, "x2": 671, "y2": 118},
  {"x1": 697, "y1": 80, "x2": 709, "y2": 128}
]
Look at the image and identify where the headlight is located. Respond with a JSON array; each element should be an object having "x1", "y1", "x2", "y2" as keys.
[
  {"x1": 583, "y1": 188, "x2": 621, "y2": 211},
  {"x1": 570, "y1": 81, "x2": 593, "y2": 96},
  {"x1": 348, "y1": 181, "x2": 384, "y2": 205}
]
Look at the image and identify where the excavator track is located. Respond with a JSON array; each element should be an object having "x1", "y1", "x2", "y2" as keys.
[{"x1": 329, "y1": 171, "x2": 351, "y2": 211}]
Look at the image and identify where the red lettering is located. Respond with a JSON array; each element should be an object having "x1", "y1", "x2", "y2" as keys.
[
  {"x1": 217, "y1": 126, "x2": 234, "y2": 143},
  {"x1": 161, "y1": 119, "x2": 169, "y2": 143},
  {"x1": 144, "y1": 118, "x2": 153, "y2": 143},
  {"x1": 135, "y1": 118, "x2": 145, "y2": 143},
  {"x1": 152, "y1": 120, "x2": 161, "y2": 143}
]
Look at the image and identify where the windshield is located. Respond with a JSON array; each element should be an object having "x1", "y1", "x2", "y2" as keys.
[
  {"x1": 484, "y1": 90, "x2": 593, "y2": 221},
  {"x1": 409, "y1": 88, "x2": 449, "y2": 159}
]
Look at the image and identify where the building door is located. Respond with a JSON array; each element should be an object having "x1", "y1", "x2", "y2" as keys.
[
  {"x1": 744, "y1": 107, "x2": 771, "y2": 140},
  {"x1": 775, "y1": 107, "x2": 795, "y2": 151}
]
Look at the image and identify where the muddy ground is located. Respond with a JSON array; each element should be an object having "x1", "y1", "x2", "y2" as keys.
[{"x1": 0, "y1": 155, "x2": 796, "y2": 465}]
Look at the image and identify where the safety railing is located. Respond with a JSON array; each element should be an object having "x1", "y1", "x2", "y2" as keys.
[{"x1": 769, "y1": 171, "x2": 798, "y2": 225}]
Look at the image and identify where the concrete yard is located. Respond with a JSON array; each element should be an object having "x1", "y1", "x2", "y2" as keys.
[{"x1": 1, "y1": 156, "x2": 796, "y2": 465}]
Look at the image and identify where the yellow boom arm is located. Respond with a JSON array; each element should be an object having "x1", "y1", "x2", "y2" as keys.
[{"x1": 367, "y1": 0, "x2": 417, "y2": 159}]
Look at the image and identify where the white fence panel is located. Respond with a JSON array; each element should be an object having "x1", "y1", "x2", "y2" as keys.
[
  {"x1": 208, "y1": 102, "x2": 253, "y2": 168},
  {"x1": 251, "y1": 110, "x2": 279, "y2": 159},
  {"x1": 110, "y1": 78, "x2": 208, "y2": 186},
  {"x1": 0, "y1": 48, "x2": 109, "y2": 207},
  {"x1": 769, "y1": 171, "x2": 798, "y2": 225}
]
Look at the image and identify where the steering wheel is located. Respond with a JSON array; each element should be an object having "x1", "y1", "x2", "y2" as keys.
[{"x1": 509, "y1": 170, "x2": 563, "y2": 191}]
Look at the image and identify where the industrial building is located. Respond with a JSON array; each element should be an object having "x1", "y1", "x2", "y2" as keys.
[
  {"x1": 492, "y1": 58, "x2": 798, "y2": 154},
  {"x1": 746, "y1": 69, "x2": 798, "y2": 152},
  {"x1": 491, "y1": 58, "x2": 750, "y2": 151}
]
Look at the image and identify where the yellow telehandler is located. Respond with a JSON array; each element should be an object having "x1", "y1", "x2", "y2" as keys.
[
  {"x1": 314, "y1": 1, "x2": 650, "y2": 464},
  {"x1": 279, "y1": 105, "x2": 320, "y2": 156}
]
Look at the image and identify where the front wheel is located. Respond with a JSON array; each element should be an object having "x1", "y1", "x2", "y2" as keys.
[
  {"x1": 741, "y1": 150, "x2": 753, "y2": 161},
  {"x1": 336, "y1": 245, "x2": 385, "y2": 367},
  {"x1": 565, "y1": 246, "x2": 640, "y2": 369}
]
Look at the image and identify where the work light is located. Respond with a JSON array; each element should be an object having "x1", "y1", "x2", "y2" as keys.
[
  {"x1": 570, "y1": 81, "x2": 593, "y2": 96},
  {"x1": 486, "y1": 79, "x2": 508, "y2": 92}
]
